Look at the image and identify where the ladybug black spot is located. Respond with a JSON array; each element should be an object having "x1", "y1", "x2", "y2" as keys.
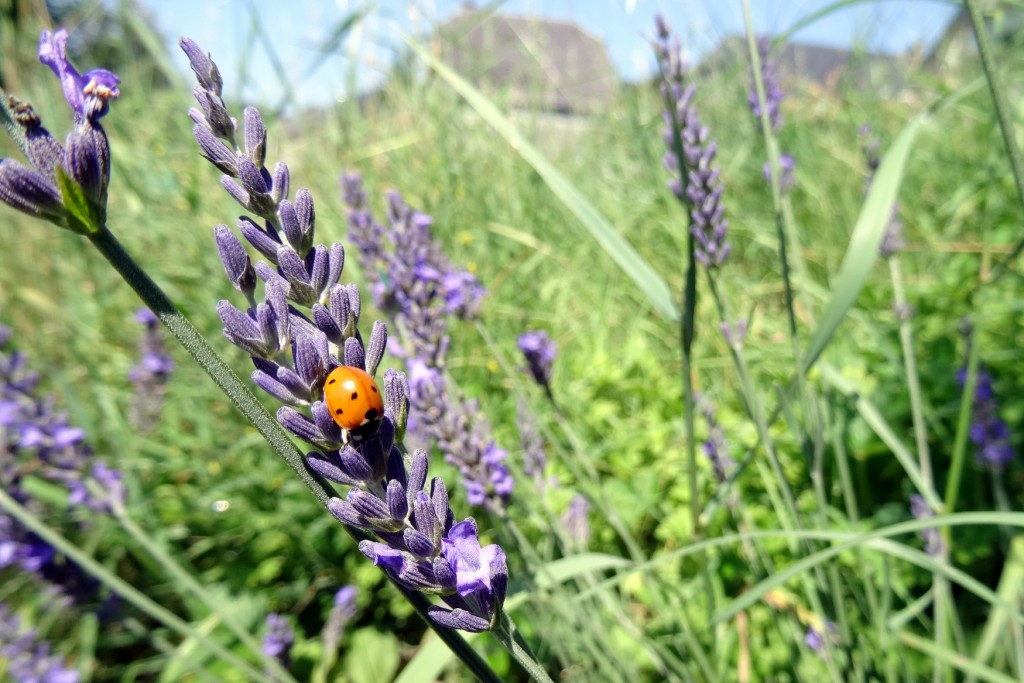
[
  {"x1": 371, "y1": 386, "x2": 379, "y2": 393},
  {"x1": 334, "y1": 408, "x2": 344, "y2": 415},
  {"x1": 350, "y1": 391, "x2": 359, "y2": 400},
  {"x1": 327, "y1": 377, "x2": 336, "y2": 385}
]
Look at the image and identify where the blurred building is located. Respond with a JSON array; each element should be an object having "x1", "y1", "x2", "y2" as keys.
[
  {"x1": 431, "y1": 6, "x2": 617, "y2": 115},
  {"x1": 699, "y1": 37, "x2": 911, "y2": 99}
]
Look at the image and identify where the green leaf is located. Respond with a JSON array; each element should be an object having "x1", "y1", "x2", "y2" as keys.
[
  {"x1": 394, "y1": 631, "x2": 482, "y2": 683},
  {"x1": 532, "y1": 553, "x2": 634, "y2": 591},
  {"x1": 56, "y1": 166, "x2": 103, "y2": 235},
  {"x1": 800, "y1": 114, "x2": 924, "y2": 375},
  {"x1": 346, "y1": 629, "x2": 401, "y2": 683},
  {"x1": 404, "y1": 37, "x2": 680, "y2": 322}
]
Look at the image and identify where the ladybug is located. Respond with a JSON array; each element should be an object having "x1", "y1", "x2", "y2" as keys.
[{"x1": 323, "y1": 365, "x2": 384, "y2": 441}]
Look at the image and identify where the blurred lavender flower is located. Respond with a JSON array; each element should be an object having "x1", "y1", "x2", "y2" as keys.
[
  {"x1": 0, "y1": 325, "x2": 122, "y2": 603},
  {"x1": 696, "y1": 394, "x2": 733, "y2": 482},
  {"x1": 803, "y1": 616, "x2": 837, "y2": 656},
  {"x1": 762, "y1": 153, "x2": 796, "y2": 192},
  {"x1": 0, "y1": 603, "x2": 78, "y2": 683},
  {"x1": 653, "y1": 15, "x2": 730, "y2": 268},
  {"x1": 562, "y1": 494, "x2": 590, "y2": 548},
  {"x1": 720, "y1": 319, "x2": 749, "y2": 348},
  {"x1": 956, "y1": 366, "x2": 1015, "y2": 470},
  {"x1": 322, "y1": 585, "x2": 358, "y2": 655},
  {"x1": 128, "y1": 308, "x2": 174, "y2": 428},
  {"x1": 909, "y1": 494, "x2": 943, "y2": 557},
  {"x1": 748, "y1": 37, "x2": 783, "y2": 131},
  {"x1": 262, "y1": 613, "x2": 294, "y2": 673},
  {"x1": 517, "y1": 330, "x2": 556, "y2": 394},
  {"x1": 342, "y1": 174, "x2": 512, "y2": 512},
  {"x1": 859, "y1": 125, "x2": 904, "y2": 257},
  {"x1": 182, "y1": 39, "x2": 507, "y2": 632},
  {"x1": 518, "y1": 399, "x2": 549, "y2": 491},
  {"x1": 0, "y1": 29, "x2": 120, "y2": 234}
]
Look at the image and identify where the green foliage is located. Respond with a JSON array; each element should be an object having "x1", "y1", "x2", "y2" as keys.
[{"x1": 2, "y1": 2, "x2": 1024, "y2": 681}]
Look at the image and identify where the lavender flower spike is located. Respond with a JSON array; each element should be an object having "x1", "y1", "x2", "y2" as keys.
[
  {"x1": 762, "y1": 153, "x2": 796, "y2": 192},
  {"x1": 562, "y1": 494, "x2": 591, "y2": 549},
  {"x1": 0, "y1": 603, "x2": 78, "y2": 683},
  {"x1": 653, "y1": 16, "x2": 730, "y2": 268},
  {"x1": 1, "y1": 325, "x2": 123, "y2": 602},
  {"x1": 128, "y1": 308, "x2": 175, "y2": 429},
  {"x1": 517, "y1": 330, "x2": 556, "y2": 392},
  {"x1": 262, "y1": 613, "x2": 294, "y2": 673},
  {"x1": 909, "y1": 494, "x2": 943, "y2": 557},
  {"x1": 956, "y1": 366, "x2": 1015, "y2": 470},
  {"x1": 183, "y1": 38, "x2": 508, "y2": 633},
  {"x1": 322, "y1": 585, "x2": 358, "y2": 654},
  {"x1": 747, "y1": 37, "x2": 783, "y2": 132},
  {"x1": 0, "y1": 28, "x2": 120, "y2": 234},
  {"x1": 342, "y1": 173, "x2": 510, "y2": 511}
]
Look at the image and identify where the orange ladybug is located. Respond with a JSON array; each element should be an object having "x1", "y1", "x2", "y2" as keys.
[{"x1": 323, "y1": 365, "x2": 384, "y2": 440}]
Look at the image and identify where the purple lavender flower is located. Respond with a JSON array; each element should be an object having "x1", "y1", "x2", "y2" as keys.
[
  {"x1": 762, "y1": 153, "x2": 796, "y2": 191},
  {"x1": 182, "y1": 39, "x2": 508, "y2": 632},
  {"x1": 0, "y1": 325, "x2": 123, "y2": 602},
  {"x1": 0, "y1": 29, "x2": 119, "y2": 234},
  {"x1": 425, "y1": 519, "x2": 508, "y2": 632},
  {"x1": 561, "y1": 494, "x2": 591, "y2": 548},
  {"x1": 262, "y1": 613, "x2": 294, "y2": 672},
  {"x1": 128, "y1": 308, "x2": 174, "y2": 429},
  {"x1": 956, "y1": 366, "x2": 1015, "y2": 470},
  {"x1": 518, "y1": 399, "x2": 549, "y2": 491},
  {"x1": 859, "y1": 125, "x2": 904, "y2": 257},
  {"x1": 342, "y1": 174, "x2": 511, "y2": 511},
  {"x1": 653, "y1": 16, "x2": 730, "y2": 268},
  {"x1": 322, "y1": 585, "x2": 358, "y2": 654},
  {"x1": 696, "y1": 394, "x2": 733, "y2": 482},
  {"x1": 0, "y1": 603, "x2": 78, "y2": 682},
  {"x1": 909, "y1": 494, "x2": 943, "y2": 557},
  {"x1": 517, "y1": 330, "x2": 556, "y2": 392},
  {"x1": 748, "y1": 37, "x2": 784, "y2": 132},
  {"x1": 720, "y1": 319, "x2": 749, "y2": 348}
]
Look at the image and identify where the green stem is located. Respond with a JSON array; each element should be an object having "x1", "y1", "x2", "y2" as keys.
[
  {"x1": 0, "y1": 487, "x2": 270, "y2": 681},
  {"x1": 965, "y1": 0, "x2": 1024, "y2": 282},
  {"x1": 86, "y1": 226, "x2": 501, "y2": 683},
  {"x1": 495, "y1": 612, "x2": 556, "y2": 683},
  {"x1": 944, "y1": 331, "x2": 981, "y2": 517},
  {"x1": 888, "y1": 257, "x2": 934, "y2": 490},
  {"x1": 742, "y1": 1, "x2": 802, "y2": 354}
]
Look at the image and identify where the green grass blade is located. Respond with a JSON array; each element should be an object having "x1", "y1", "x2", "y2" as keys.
[
  {"x1": 531, "y1": 553, "x2": 634, "y2": 590},
  {"x1": 800, "y1": 114, "x2": 925, "y2": 375},
  {"x1": 969, "y1": 536, "x2": 1024, "y2": 679},
  {"x1": 713, "y1": 523, "x2": 1024, "y2": 628},
  {"x1": 404, "y1": 37, "x2": 680, "y2": 322},
  {"x1": 899, "y1": 630, "x2": 1020, "y2": 683},
  {"x1": 819, "y1": 363, "x2": 940, "y2": 510}
]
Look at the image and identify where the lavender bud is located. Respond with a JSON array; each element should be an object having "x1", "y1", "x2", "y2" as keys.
[
  {"x1": 193, "y1": 125, "x2": 238, "y2": 175},
  {"x1": 243, "y1": 107, "x2": 267, "y2": 168}
]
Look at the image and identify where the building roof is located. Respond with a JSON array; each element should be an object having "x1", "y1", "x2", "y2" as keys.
[{"x1": 433, "y1": 8, "x2": 617, "y2": 113}]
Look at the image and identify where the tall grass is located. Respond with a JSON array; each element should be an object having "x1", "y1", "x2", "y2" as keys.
[{"x1": 0, "y1": 1, "x2": 1022, "y2": 681}]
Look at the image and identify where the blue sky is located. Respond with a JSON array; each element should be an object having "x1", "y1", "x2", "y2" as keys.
[{"x1": 138, "y1": 0, "x2": 960, "y2": 108}]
